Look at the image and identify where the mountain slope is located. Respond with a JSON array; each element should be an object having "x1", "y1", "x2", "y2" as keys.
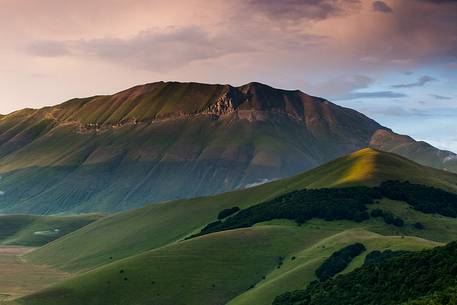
[
  {"x1": 25, "y1": 148, "x2": 457, "y2": 272},
  {"x1": 0, "y1": 82, "x2": 455, "y2": 214}
]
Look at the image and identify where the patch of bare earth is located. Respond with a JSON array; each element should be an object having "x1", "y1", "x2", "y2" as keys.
[{"x1": 0, "y1": 247, "x2": 70, "y2": 302}]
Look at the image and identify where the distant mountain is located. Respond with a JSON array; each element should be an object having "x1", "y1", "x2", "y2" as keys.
[{"x1": 0, "y1": 81, "x2": 455, "y2": 214}]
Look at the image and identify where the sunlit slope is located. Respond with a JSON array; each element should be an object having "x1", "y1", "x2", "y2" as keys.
[
  {"x1": 17, "y1": 226, "x2": 440, "y2": 305},
  {"x1": 0, "y1": 214, "x2": 100, "y2": 246},
  {"x1": 25, "y1": 149, "x2": 457, "y2": 272},
  {"x1": 296, "y1": 148, "x2": 457, "y2": 191}
]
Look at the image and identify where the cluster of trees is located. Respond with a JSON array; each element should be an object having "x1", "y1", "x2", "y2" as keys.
[
  {"x1": 193, "y1": 181, "x2": 457, "y2": 238},
  {"x1": 197, "y1": 187, "x2": 381, "y2": 236},
  {"x1": 273, "y1": 241, "x2": 457, "y2": 305},
  {"x1": 363, "y1": 249, "x2": 409, "y2": 266},
  {"x1": 405, "y1": 288, "x2": 457, "y2": 305},
  {"x1": 379, "y1": 181, "x2": 457, "y2": 217},
  {"x1": 371, "y1": 209, "x2": 404, "y2": 227},
  {"x1": 315, "y1": 243, "x2": 366, "y2": 281}
]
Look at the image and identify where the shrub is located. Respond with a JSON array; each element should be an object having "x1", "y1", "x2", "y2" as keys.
[
  {"x1": 414, "y1": 222, "x2": 425, "y2": 230},
  {"x1": 315, "y1": 243, "x2": 366, "y2": 281}
]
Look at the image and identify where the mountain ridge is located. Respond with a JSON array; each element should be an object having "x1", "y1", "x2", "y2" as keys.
[{"x1": 0, "y1": 81, "x2": 455, "y2": 214}]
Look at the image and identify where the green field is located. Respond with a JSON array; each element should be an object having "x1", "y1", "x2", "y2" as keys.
[{"x1": 16, "y1": 223, "x2": 441, "y2": 305}]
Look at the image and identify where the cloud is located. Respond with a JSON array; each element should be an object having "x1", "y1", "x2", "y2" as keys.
[
  {"x1": 391, "y1": 75, "x2": 436, "y2": 88},
  {"x1": 338, "y1": 91, "x2": 407, "y2": 100},
  {"x1": 431, "y1": 94, "x2": 452, "y2": 100},
  {"x1": 309, "y1": 75, "x2": 373, "y2": 99},
  {"x1": 373, "y1": 1, "x2": 393, "y2": 13},
  {"x1": 27, "y1": 40, "x2": 69, "y2": 57},
  {"x1": 247, "y1": 0, "x2": 361, "y2": 22},
  {"x1": 28, "y1": 27, "x2": 248, "y2": 71},
  {"x1": 417, "y1": 0, "x2": 457, "y2": 4}
]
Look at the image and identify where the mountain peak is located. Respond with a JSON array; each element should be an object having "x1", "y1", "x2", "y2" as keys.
[{"x1": 22, "y1": 81, "x2": 338, "y2": 127}]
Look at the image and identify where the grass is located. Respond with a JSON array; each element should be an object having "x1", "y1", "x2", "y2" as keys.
[
  {"x1": 0, "y1": 214, "x2": 101, "y2": 247},
  {"x1": 17, "y1": 224, "x2": 440, "y2": 305},
  {"x1": 20, "y1": 196, "x2": 457, "y2": 305}
]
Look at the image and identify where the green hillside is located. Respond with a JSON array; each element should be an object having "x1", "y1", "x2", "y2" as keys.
[
  {"x1": 9, "y1": 148, "x2": 456, "y2": 305},
  {"x1": 16, "y1": 226, "x2": 440, "y2": 305},
  {"x1": 25, "y1": 148, "x2": 457, "y2": 272},
  {"x1": 0, "y1": 214, "x2": 100, "y2": 246},
  {"x1": 0, "y1": 81, "x2": 455, "y2": 214}
]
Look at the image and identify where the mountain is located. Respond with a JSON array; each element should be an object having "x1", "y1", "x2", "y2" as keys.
[
  {"x1": 0, "y1": 81, "x2": 456, "y2": 214},
  {"x1": 14, "y1": 149, "x2": 457, "y2": 305}
]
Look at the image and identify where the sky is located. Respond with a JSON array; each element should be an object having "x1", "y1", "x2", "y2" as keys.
[{"x1": 0, "y1": 0, "x2": 456, "y2": 152}]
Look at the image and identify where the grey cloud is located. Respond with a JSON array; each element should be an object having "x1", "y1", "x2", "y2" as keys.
[
  {"x1": 391, "y1": 75, "x2": 436, "y2": 88},
  {"x1": 27, "y1": 40, "x2": 69, "y2": 57},
  {"x1": 417, "y1": 0, "x2": 457, "y2": 4},
  {"x1": 373, "y1": 1, "x2": 393, "y2": 13},
  {"x1": 28, "y1": 27, "x2": 247, "y2": 71},
  {"x1": 247, "y1": 0, "x2": 361, "y2": 21},
  {"x1": 338, "y1": 91, "x2": 407, "y2": 100},
  {"x1": 363, "y1": 106, "x2": 457, "y2": 117},
  {"x1": 431, "y1": 94, "x2": 452, "y2": 100},
  {"x1": 310, "y1": 75, "x2": 373, "y2": 99}
]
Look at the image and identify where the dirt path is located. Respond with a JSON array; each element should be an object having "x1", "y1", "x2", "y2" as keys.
[{"x1": 0, "y1": 247, "x2": 70, "y2": 302}]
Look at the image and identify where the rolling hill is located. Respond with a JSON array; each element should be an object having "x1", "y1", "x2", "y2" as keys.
[
  {"x1": 11, "y1": 148, "x2": 457, "y2": 305},
  {"x1": 0, "y1": 81, "x2": 455, "y2": 214},
  {"x1": 24, "y1": 148, "x2": 457, "y2": 272},
  {"x1": 17, "y1": 228, "x2": 441, "y2": 305}
]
